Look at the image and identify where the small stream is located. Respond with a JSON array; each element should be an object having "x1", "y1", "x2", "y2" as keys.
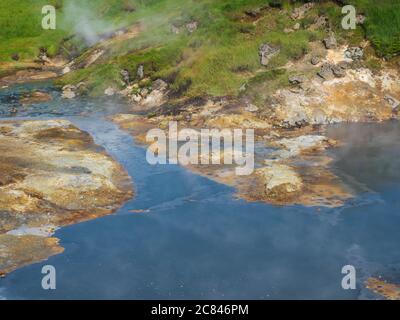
[{"x1": 0, "y1": 83, "x2": 399, "y2": 299}]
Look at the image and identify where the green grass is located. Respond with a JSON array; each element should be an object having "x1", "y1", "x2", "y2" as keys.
[
  {"x1": 0, "y1": 0, "x2": 148, "y2": 61},
  {"x1": 0, "y1": 0, "x2": 67, "y2": 60},
  {"x1": 58, "y1": 0, "x2": 316, "y2": 97},
  {"x1": 348, "y1": 0, "x2": 400, "y2": 58},
  {"x1": 2, "y1": 0, "x2": 400, "y2": 99}
]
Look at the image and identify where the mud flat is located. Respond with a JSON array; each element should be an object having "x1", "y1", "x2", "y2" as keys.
[{"x1": 0, "y1": 119, "x2": 133, "y2": 276}]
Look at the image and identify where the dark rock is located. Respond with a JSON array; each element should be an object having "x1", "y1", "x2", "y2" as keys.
[
  {"x1": 318, "y1": 63, "x2": 334, "y2": 80},
  {"x1": 289, "y1": 75, "x2": 307, "y2": 85},
  {"x1": 344, "y1": 47, "x2": 364, "y2": 60},
  {"x1": 244, "y1": 9, "x2": 261, "y2": 18},
  {"x1": 337, "y1": 61, "x2": 351, "y2": 70},
  {"x1": 356, "y1": 15, "x2": 366, "y2": 24},
  {"x1": 259, "y1": 43, "x2": 280, "y2": 66},
  {"x1": 11, "y1": 53, "x2": 20, "y2": 61},
  {"x1": 137, "y1": 65, "x2": 144, "y2": 79},
  {"x1": 311, "y1": 56, "x2": 320, "y2": 65},
  {"x1": 310, "y1": 15, "x2": 328, "y2": 30},
  {"x1": 323, "y1": 34, "x2": 337, "y2": 49},
  {"x1": 120, "y1": 69, "x2": 130, "y2": 85},
  {"x1": 269, "y1": 0, "x2": 283, "y2": 9},
  {"x1": 291, "y1": 3, "x2": 315, "y2": 20},
  {"x1": 331, "y1": 65, "x2": 346, "y2": 78},
  {"x1": 283, "y1": 111, "x2": 309, "y2": 128},
  {"x1": 38, "y1": 47, "x2": 50, "y2": 65},
  {"x1": 62, "y1": 84, "x2": 77, "y2": 99},
  {"x1": 140, "y1": 88, "x2": 149, "y2": 98},
  {"x1": 384, "y1": 94, "x2": 400, "y2": 110},
  {"x1": 152, "y1": 79, "x2": 168, "y2": 91}
]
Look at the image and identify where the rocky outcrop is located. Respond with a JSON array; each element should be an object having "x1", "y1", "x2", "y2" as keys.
[
  {"x1": 318, "y1": 60, "x2": 352, "y2": 80},
  {"x1": 0, "y1": 120, "x2": 133, "y2": 276},
  {"x1": 331, "y1": 64, "x2": 346, "y2": 78},
  {"x1": 289, "y1": 74, "x2": 307, "y2": 85},
  {"x1": 311, "y1": 56, "x2": 321, "y2": 65},
  {"x1": 323, "y1": 34, "x2": 337, "y2": 49},
  {"x1": 62, "y1": 84, "x2": 77, "y2": 99},
  {"x1": 258, "y1": 163, "x2": 303, "y2": 201},
  {"x1": 344, "y1": 47, "x2": 364, "y2": 61},
  {"x1": 62, "y1": 65, "x2": 71, "y2": 75},
  {"x1": 269, "y1": 45, "x2": 400, "y2": 128},
  {"x1": 291, "y1": 2, "x2": 315, "y2": 20},
  {"x1": 272, "y1": 135, "x2": 335, "y2": 159},
  {"x1": 169, "y1": 21, "x2": 198, "y2": 35},
  {"x1": 186, "y1": 21, "x2": 198, "y2": 33},
  {"x1": 245, "y1": 9, "x2": 261, "y2": 18},
  {"x1": 130, "y1": 79, "x2": 169, "y2": 110},
  {"x1": 384, "y1": 94, "x2": 400, "y2": 110},
  {"x1": 309, "y1": 15, "x2": 328, "y2": 30},
  {"x1": 37, "y1": 48, "x2": 51, "y2": 65},
  {"x1": 356, "y1": 14, "x2": 366, "y2": 25},
  {"x1": 11, "y1": 53, "x2": 20, "y2": 61},
  {"x1": 121, "y1": 69, "x2": 130, "y2": 86},
  {"x1": 259, "y1": 43, "x2": 280, "y2": 66},
  {"x1": 318, "y1": 63, "x2": 335, "y2": 80},
  {"x1": 244, "y1": 103, "x2": 259, "y2": 112},
  {"x1": 137, "y1": 65, "x2": 144, "y2": 79},
  {"x1": 104, "y1": 87, "x2": 117, "y2": 96},
  {"x1": 84, "y1": 49, "x2": 104, "y2": 68},
  {"x1": 62, "y1": 82, "x2": 86, "y2": 99}
]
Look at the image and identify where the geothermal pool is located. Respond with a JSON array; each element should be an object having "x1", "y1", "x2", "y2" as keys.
[{"x1": 0, "y1": 83, "x2": 399, "y2": 299}]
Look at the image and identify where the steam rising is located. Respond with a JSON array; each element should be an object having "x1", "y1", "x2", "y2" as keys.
[{"x1": 63, "y1": 1, "x2": 116, "y2": 45}]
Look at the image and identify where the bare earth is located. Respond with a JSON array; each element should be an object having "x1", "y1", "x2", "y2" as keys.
[{"x1": 0, "y1": 120, "x2": 133, "y2": 276}]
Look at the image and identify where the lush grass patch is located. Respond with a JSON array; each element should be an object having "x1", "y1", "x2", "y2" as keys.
[
  {"x1": 4, "y1": 0, "x2": 400, "y2": 98},
  {"x1": 0, "y1": 0, "x2": 66, "y2": 60},
  {"x1": 59, "y1": 0, "x2": 315, "y2": 97},
  {"x1": 127, "y1": 0, "x2": 314, "y2": 97},
  {"x1": 348, "y1": 0, "x2": 400, "y2": 58},
  {"x1": 0, "y1": 0, "x2": 147, "y2": 62}
]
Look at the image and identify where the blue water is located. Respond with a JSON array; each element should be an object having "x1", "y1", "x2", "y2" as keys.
[{"x1": 0, "y1": 84, "x2": 399, "y2": 299}]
